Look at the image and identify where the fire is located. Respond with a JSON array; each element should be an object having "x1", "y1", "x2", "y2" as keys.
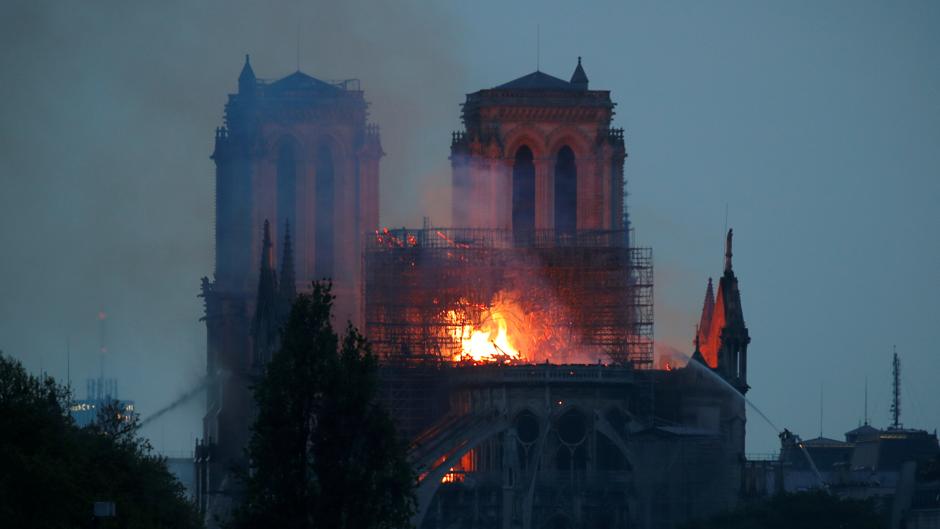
[
  {"x1": 441, "y1": 290, "x2": 602, "y2": 364},
  {"x1": 654, "y1": 342, "x2": 689, "y2": 370},
  {"x1": 441, "y1": 450, "x2": 475, "y2": 484},
  {"x1": 447, "y1": 294, "x2": 523, "y2": 363}
]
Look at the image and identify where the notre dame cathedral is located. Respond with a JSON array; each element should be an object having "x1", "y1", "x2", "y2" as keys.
[
  {"x1": 196, "y1": 55, "x2": 382, "y2": 518},
  {"x1": 196, "y1": 55, "x2": 751, "y2": 529}
]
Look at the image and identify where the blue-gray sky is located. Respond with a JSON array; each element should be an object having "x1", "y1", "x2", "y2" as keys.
[{"x1": 0, "y1": 0, "x2": 937, "y2": 454}]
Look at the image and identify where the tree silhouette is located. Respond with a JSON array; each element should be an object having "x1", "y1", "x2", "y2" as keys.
[
  {"x1": 230, "y1": 282, "x2": 415, "y2": 529},
  {"x1": 681, "y1": 491, "x2": 886, "y2": 529},
  {"x1": 0, "y1": 352, "x2": 201, "y2": 529}
]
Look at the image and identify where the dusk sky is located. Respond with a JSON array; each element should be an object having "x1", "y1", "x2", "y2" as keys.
[{"x1": 1, "y1": 0, "x2": 937, "y2": 454}]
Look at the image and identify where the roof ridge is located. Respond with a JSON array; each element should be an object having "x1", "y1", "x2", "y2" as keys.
[{"x1": 494, "y1": 70, "x2": 577, "y2": 91}]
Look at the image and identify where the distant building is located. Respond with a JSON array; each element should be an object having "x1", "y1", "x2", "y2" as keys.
[
  {"x1": 745, "y1": 424, "x2": 940, "y2": 529},
  {"x1": 69, "y1": 376, "x2": 135, "y2": 427}
]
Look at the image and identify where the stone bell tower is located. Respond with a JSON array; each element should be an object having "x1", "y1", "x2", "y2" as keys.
[
  {"x1": 211, "y1": 55, "x2": 381, "y2": 321},
  {"x1": 450, "y1": 57, "x2": 626, "y2": 243},
  {"x1": 197, "y1": 55, "x2": 382, "y2": 521}
]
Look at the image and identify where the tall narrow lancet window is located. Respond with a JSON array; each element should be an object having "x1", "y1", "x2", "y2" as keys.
[
  {"x1": 276, "y1": 141, "x2": 298, "y2": 244},
  {"x1": 554, "y1": 146, "x2": 577, "y2": 238},
  {"x1": 314, "y1": 142, "x2": 335, "y2": 279},
  {"x1": 611, "y1": 158, "x2": 620, "y2": 229},
  {"x1": 512, "y1": 146, "x2": 535, "y2": 245}
]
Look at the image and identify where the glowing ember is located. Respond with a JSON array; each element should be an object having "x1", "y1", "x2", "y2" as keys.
[
  {"x1": 447, "y1": 294, "x2": 524, "y2": 363},
  {"x1": 441, "y1": 450, "x2": 475, "y2": 483}
]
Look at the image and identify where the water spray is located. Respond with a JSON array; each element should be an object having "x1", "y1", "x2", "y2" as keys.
[
  {"x1": 673, "y1": 350, "x2": 829, "y2": 491},
  {"x1": 139, "y1": 377, "x2": 209, "y2": 429}
]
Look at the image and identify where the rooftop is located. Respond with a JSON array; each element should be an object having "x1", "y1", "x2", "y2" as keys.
[
  {"x1": 492, "y1": 57, "x2": 591, "y2": 92},
  {"x1": 266, "y1": 70, "x2": 345, "y2": 94},
  {"x1": 494, "y1": 70, "x2": 581, "y2": 91}
]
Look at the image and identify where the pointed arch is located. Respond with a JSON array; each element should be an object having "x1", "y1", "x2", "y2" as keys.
[
  {"x1": 411, "y1": 405, "x2": 635, "y2": 529},
  {"x1": 554, "y1": 145, "x2": 577, "y2": 237},
  {"x1": 502, "y1": 125, "x2": 547, "y2": 160},
  {"x1": 512, "y1": 145, "x2": 536, "y2": 245},
  {"x1": 275, "y1": 136, "x2": 302, "y2": 244},
  {"x1": 314, "y1": 140, "x2": 335, "y2": 279}
]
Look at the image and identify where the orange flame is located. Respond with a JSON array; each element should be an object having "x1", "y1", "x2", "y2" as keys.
[
  {"x1": 441, "y1": 450, "x2": 475, "y2": 483},
  {"x1": 442, "y1": 290, "x2": 604, "y2": 365},
  {"x1": 446, "y1": 294, "x2": 523, "y2": 363}
]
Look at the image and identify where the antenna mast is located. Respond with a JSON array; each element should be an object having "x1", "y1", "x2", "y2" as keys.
[
  {"x1": 890, "y1": 346, "x2": 901, "y2": 429},
  {"x1": 864, "y1": 376, "x2": 869, "y2": 426},
  {"x1": 819, "y1": 383, "x2": 824, "y2": 438},
  {"x1": 536, "y1": 24, "x2": 541, "y2": 71},
  {"x1": 98, "y1": 310, "x2": 107, "y2": 383}
]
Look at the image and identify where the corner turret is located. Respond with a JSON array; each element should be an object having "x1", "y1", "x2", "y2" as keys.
[
  {"x1": 238, "y1": 54, "x2": 257, "y2": 96},
  {"x1": 570, "y1": 56, "x2": 589, "y2": 90}
]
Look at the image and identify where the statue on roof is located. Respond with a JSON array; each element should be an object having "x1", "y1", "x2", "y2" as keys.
[{"x1": 724, "y1": 228, "x2": 733, "y2": 272}]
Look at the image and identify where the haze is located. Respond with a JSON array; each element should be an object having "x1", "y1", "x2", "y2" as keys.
[{"x1": 0, "y1": 0, "x2": 937, "y2": 455}]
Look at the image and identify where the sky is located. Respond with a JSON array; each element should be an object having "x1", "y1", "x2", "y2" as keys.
[{"x1": 0, "y1": 0, "x2": 937, "y2": 455}]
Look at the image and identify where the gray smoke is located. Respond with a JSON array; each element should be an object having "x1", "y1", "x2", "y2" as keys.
[
  {"x1": 139, "y1": 377, "x2": 209, "y2": 429},
  {"x1": 0, "y1": 0, "x2": 468, "y2": 452},
  {"x1": 3, "y1": 1, "x2": 938, "y2": 458}
]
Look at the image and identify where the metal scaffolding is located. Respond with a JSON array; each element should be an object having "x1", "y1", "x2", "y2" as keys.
[{"x1": 364, "y1": 227, "x2": 653, "y2": 369}]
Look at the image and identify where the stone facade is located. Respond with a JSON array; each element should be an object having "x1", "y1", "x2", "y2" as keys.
[
  {"x1": 450, "y1": 60, "x2": 627, "y2": 239},
  {"x1": 210, "y1": 55, "x2": 380, "y2": 324},
  {"x1": 197, "y1": 56, "x2": 381, "y2": 520},
  {"x1": 197, "y1": 57, "x2": 753, "y2": 529},
  {"x1": 412, "y1": 355, "x2": 748, "y2": 529}
]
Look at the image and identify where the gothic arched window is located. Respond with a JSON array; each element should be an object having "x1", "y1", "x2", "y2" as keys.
[
  {"x1": 276, "y1": 140, "x2": 298, "y2": 241},
  {"x1": 512, "y1": 146, "x2": 535, "y2": 245},
  {"x1": 315, "y1": 142, "x2": 334, "y2": 279},
  {"x1": 554, "y1": 146, "x2": 577, "y2": 238}
]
